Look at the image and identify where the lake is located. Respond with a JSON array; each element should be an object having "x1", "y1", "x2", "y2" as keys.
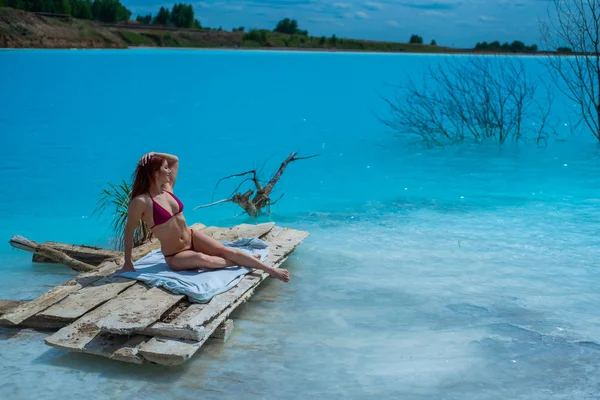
[{"x1": 1, "y1": 49, "x2": 599, "y2": 399}]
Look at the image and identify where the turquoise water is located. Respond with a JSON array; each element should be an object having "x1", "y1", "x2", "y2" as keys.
[{"x1": 1, "y1": 49, "x2": 600, "y2": 399}]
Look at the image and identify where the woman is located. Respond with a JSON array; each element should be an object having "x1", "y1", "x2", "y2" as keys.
[{"x1": 117, "y1": 151, "x2": 290, "y2": 283}]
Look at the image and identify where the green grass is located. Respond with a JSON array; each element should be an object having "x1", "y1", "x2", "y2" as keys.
[{"x1": 117, "y1": 30, "x2": 153, "y2": 45}]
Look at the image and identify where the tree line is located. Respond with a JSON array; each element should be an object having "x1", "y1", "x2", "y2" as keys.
[
  {"x1": 474, "y1": 40, "x2": 538, "y2": 53},
  {"x1": 135, "y1": 3, "x2": 200, "y2": 29},
  {"x1": 1, "y1": 0, "x2": 131, "y2": 22}
]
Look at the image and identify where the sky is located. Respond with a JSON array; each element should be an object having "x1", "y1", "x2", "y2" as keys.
[{"x1": 125, "y1": 0, "x2": 555, "y2": 48}]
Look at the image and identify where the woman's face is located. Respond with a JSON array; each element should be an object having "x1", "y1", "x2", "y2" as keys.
[{"x1": 155, "y1": 159, "x2": 171, "y2": 185}]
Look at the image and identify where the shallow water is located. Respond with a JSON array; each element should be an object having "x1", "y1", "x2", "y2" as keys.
[{"x1": 1, "y1": 49, "x2": 600, "y2": 399}]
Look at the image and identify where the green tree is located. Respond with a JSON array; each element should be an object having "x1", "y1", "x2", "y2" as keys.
[
  {"x1": 136, "y1": 13, "x2": 152, "y2": 24},
  {"x1": 70, "y1": 0, "x2": 93, "y2": 19},
  {"x1": 244, "y1": 28, "x2": 268, "y2": 43},
  {"x1": 170, "y1": 3, "x2": 194, "y2": 28},
  {"x1": 273, "y1": 17, "x2": 307, "y2": 35},
  {"x1": 330, "y1": 34, "x2": 337, "y2": 46},
  {"x1": 430, "y1": 39, "x2": 437, "y2": 46},
  {"x1": 409, "y1": 34, "x2": 423, "y2": 44},
  {"x1": 274, "y1": 17, "x2": 297, "y2": 34},
  {"x1": 152, "y1": 6, "x2": 170, "y2": 25},
  {"x1": 91, "y1": 0, "x2": 131, "y2": 23}
]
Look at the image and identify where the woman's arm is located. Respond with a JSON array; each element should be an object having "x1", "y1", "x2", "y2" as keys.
[
  {"x1": 141, "y1": 152, "x2": 179, "y2": 188},
  {"x1": 118, "y1": 197, "x2": 145, "y2": 273}
]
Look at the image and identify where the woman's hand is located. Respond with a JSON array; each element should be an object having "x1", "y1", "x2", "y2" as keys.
[
  {"x1": 140, "y1": 152, "x2": 155, "y2": 166},
  {"x1": 117, "y1": 260, "x2": 136, "y2": 273}
]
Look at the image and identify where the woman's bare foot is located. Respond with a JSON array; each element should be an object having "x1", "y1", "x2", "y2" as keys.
[{"x1": 269, "y1": 268, "x2": 290, "y2": 283}]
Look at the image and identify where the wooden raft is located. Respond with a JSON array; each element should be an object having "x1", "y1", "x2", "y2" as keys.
[{"x1": 0, "y1": 222, "x2": 309, "y2": 366}]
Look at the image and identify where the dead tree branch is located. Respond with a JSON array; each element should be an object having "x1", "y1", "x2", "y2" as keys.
[
  {"x1": 195, "y1": 152, "x2": 317, "y2": 217},
  {"x1": 379, "y1": 55, "x2": 554, "y2": 146},
  {"x1": 540, "y1": 0, "x2": 600, "y2": 141},
  {"x1": 9, "y1": 235, "x2": 97, "y2": 272}
]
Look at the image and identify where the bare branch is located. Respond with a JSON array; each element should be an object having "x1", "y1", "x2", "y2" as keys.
[
  {"x1": 211, "y1": 170, "x2": 260, "y2": 202},
  {"x1": 193, "y1": 198, "x2": 233, "y2": 210},
  {"x1": 197, "y1": 153, "x2": 317, "y2": 217},
  {"x1": 379, "y1": 55, "x2": 550, "y2": 145},
  {"x1": 540, "y1": 0, "x2": 600, "y2": 140}
]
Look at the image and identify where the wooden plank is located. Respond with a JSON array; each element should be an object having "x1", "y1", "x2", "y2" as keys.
[
  {"x1": 210, "y1": 319, "x2": 234, "y2": 343},
  {"x1": 44, "y1": 283, "x2": 183, "y2": 351},
  {"x1": 137, "y1": 275, "x2": 262, "y2": 365},
  {"x1": 137, "y1": 228, "x2": 309, "y2": 365},
  {"x1": 38, "y1": 276, "x2": 137, "y2": 321},
  {"x1": 32, "y1": 241, "x2": 121, "y2": 265},
  {"x1": 202, "y1": 222, "x2": 275, "y2": 241},
  {"x1": 0, "y1": 300, "x2": 26, "y2": 316},
  {"x1": 0, "y1": 237, "x2": 162, "y2": 327},
  {"x1": 98, "y1": 286, "x2": 183, "y2": 334},
  {"x1": 44, "y1": 284, "x2": 149, "y2": 352},
  {"x1": 85, "y1": 333, "x2": 150, "y2": 364}
]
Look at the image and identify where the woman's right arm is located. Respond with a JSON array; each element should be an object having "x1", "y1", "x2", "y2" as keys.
[{"x1": 119, "y1": 197, "x2": 145, "y2": 272}]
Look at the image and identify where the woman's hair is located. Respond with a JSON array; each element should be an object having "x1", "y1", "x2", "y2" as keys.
[{"x1": 130, "y1": 155, "x2": 166, "y2": 200}]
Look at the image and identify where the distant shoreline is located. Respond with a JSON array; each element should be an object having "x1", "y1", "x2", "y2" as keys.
[{"x1": 0, "y1": 8, "x2": 572, "y2": 57}]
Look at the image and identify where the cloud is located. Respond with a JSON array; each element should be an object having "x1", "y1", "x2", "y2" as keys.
[
  {"x1": 423, "y1": 10, "x2": 456, "y2": 17},
  {"x1": 400, "y1": 1, "x2": 462, "y2": 10},
  {"x1": 333, "y1": 2, "x2": 352, "y2": 8},
  {"x1": 224, "y1": 5, "x2": 243, "y2": 11},
  {"x1": 478, "y1": 15, "x2": 497, "y2": 22},
  {"x1": 356, "y1": 11, "x2": 369, "y2": 19},
  {"x1": 365, "y1": 1, "x2": 383, "y2": 10},
  {"x1": 386, "y1": 20, "x2": 400, "y2": 26}
]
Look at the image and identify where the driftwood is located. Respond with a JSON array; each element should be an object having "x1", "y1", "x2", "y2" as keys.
[
  {"x1": 194, "y1": 152, "x2": 317, "y2": 216},
  {"x1": 9, "y1": 235, "x2": 96, "y2": 272},
  {"x1": 31, "y1": 241, "x2": 121, "y2": 265},
  {"x1": 0, "y1": 300, "x2": 26, "y2": 316}
]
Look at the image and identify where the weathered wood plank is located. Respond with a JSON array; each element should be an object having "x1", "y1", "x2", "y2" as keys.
[
  {"x1": 137, "y1": 228, "x2": 309, "y2": 365},
  {"x1": 210, "y1": 319, "x2": 234, "y2": 343},
  {"x1": 202, "y1": 222, "x2": 275, "y2": 241},
  {"x1": 44, "y1": 284, "x2": 148, "y2": 351},
  {"x1": 38, "y1": 276, "x2": 137, "y2": 321},
  {"x1": 32, "y1": 241, "x2": 121, "y2": 265},
  {"x1": 98, "y1": 286, "x2": 184, "y2": 334},
  {"x1": 0, "y1": 300, "x2": 26, "y2": 316},
  {"x1": 9, "y1": 235, "x2": 96, "y2": 272},
  {"x1": 137, "y1": 276, "x2": 261, "y2": 365},
  {"x1": 85, "y1": 333, "x2": 150, "y2": 365},
  {"x1": 44, "y1": 283, "x2": 183, "y2": 351},
  {"x1": 0, "y1": 237, "x2": 162, "y2": 327}
]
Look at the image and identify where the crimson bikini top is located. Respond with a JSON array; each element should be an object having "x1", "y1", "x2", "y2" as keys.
[{"x1": 149, "y1": 190, "x2": 184, "y2": 229}]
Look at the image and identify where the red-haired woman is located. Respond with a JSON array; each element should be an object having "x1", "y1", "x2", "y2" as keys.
[{"x1": 117, "y1": 152, "x2": 290, "y2": 283}]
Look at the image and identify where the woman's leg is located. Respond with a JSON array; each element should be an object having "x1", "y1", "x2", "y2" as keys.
[
  {"x1": 166, "y1": 250, "x2": 237, "y2": 271},
  {"x1": 191, "y1": 229, "x2": 290, "y2": 283}
]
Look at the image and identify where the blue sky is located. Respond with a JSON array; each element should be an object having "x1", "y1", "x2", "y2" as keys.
[{"x1": 125, "y1": 0, "x2": 554, "y2": 48}]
